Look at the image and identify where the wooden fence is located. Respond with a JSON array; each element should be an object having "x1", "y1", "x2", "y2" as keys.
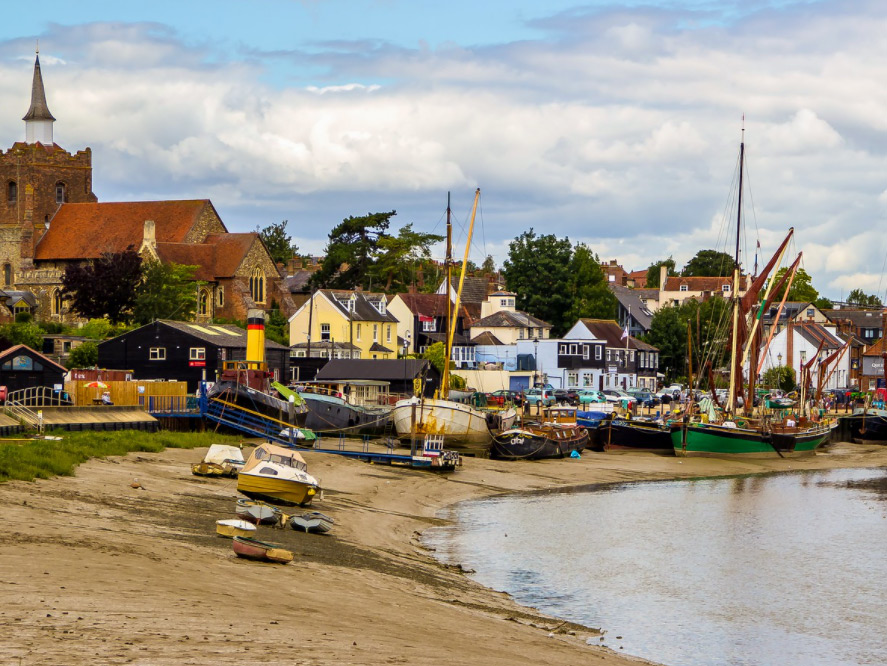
[{"x1": 64, "y1": 380, "x2": 189, "y2": 407}]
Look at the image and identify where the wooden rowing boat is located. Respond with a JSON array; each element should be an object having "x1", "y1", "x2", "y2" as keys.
[{"x1": 232, "y1": 536, "x2": 293, "y2": 564}]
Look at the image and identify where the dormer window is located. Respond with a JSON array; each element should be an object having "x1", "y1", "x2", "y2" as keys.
[
  {"x1": 722, "y1": 284, "x2": 730, "y2": 292},
  {"x1": 376, "y1": 299, "x2": 386, "y2": 315},
  {"x1": 55, "y1": 182, "x2": 66, "y2": 204},
  {"x1": 348, "y1": 295, "x2": 356, "y2": 313},
  {"x1": 7, "y1": 181, "x2": 16, "y2": 203},
  {"x1": 679, "y1": 284, "x2": 688, "y2": 292}
]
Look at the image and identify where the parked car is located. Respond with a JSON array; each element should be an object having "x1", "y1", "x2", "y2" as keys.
[
  {"x1": 553, "y1": 388, "x2": 579, "y2": 405},
  {"x1": 490, "y1": 389, "x2": 524, "y2": 407},
  {"x1": 626, "y1": 388, "x2": 659, "y2": 408},
  {"x1": 602, "y1": 389, "x2": 635, "y2": 409},
  {"x1": 525, "y1": 387, "x2": 556, "y2": 407},
  {"x1": 577, "y1": 389, "x2": 608, "y2": 405}
]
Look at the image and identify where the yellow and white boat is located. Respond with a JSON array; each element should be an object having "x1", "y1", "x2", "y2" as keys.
[
  {"x1": 215, "y1": 519, "x2": 257, "y2": 538},
  {"x1": 237, "y1": 444, "x2": 320, "y2": 507}
]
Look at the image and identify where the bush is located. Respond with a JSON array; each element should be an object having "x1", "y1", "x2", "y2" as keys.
[
  {"x1": 762, "y1": 365, "x2": 796, "y2": 392},
  {"x1": 66, "y1": 341, "x2": 98, "y2": 370}
]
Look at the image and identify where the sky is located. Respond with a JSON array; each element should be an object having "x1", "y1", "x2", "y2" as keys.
[{"x1": 2, "y1": 0, "x2": 887, "y2": 302}]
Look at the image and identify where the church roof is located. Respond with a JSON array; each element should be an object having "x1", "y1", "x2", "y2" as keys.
[
  {"x1": 22, "y1": 55, "x2": 55, "y2": 122},
  {"x1": 35, "y1": 200, "x2": 222, "y2": 260}
]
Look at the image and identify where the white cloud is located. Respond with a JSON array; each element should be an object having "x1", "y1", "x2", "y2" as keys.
[{"x1": 2, "y1": 6, "x2": 887, "y2": 295}]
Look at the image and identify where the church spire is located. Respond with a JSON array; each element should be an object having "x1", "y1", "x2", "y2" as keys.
[{"x1": 23, "y1": 50, "x2": 56, "y2": 145}]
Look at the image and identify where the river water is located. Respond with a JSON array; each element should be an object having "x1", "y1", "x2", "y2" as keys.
[{"x1": 424, "y1": 468, "x2": 887, "y2": 666}]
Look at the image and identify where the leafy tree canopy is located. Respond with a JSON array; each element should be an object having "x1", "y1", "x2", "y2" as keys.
[
  {"x1": 0, "y1": 321, "x2": 43, "y2": 350},
  {"x1": 846, "y1": 289, "x2": 883, "y2": 308},
  {"x1": 371, "y1": 224, "x2": 444, "y2": 292},
  {"x1": 645, "y1": 257, "x2": 678, "y2": 288},
  {"x1": 503, "y1": 229, "x2": 575, "y2": 336},
  {"x1": 566, "y1": 244, "x2": 618, "y2": 325},
  {"x1": 762, "y1": 365, "x2": 796, "y2": 392},
  {"x1": 258, "y1": 220, "x2": 299, "y2": 266},
  {"x1": 481, "y1": 255, "x2": 497, "y2": 274},
  {"x1": 813, "y1": 296, "x2": 833, "y2": 310},
  {"x1": 682, "y1": 249, "x2": 734, "y2": 277},
  {"x1": 310, "y1": 211, "x2": 396, "y2": 290},
  {"x1": 132, "y1": 261, "x2": 200, "y2": 325},
  {"x1": 66, "y1": 341, "x2": 99, "y2": 370},
  {"x1": 770, "y1": 267, "x2": 819, "y2": 303},
  {"x1": 62, "y1": 248, "x2": 142, "y2": 324}
]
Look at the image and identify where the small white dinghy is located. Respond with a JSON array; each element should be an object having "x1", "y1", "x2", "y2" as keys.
[
  {"x1": 216, "y1": 519, "x2": 257, "y2": 538},
  {"x1": 289, "y1": 511, "x2": 335, "y2": 534}
]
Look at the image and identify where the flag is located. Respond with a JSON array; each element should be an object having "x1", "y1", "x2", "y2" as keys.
[
  {"x1": 418, "y1": 314, "x2": 433, "y2": 323},
  {"x1": 621, "y1": 326, "x2": 629, "y2": 341}
]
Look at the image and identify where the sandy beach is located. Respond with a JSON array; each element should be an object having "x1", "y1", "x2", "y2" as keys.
[{"x1": 2, "y1": 439, "x2": 886, "y2": 666}]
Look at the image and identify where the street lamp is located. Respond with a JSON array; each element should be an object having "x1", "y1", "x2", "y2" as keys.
[
  {"x1": 777, "y1": 352, "x2": 782, "y2": 366},
  {"x1": 533, "y1": 337, "x2": 539, "y2": 387}
]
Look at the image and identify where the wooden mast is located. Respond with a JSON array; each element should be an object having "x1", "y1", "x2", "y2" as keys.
[
  {"x1": 727, "y1": 123, "x2": 745, "y2": 415},
  {"x1": 441, "y1": 193, "x2": 452, "y2": 399}
]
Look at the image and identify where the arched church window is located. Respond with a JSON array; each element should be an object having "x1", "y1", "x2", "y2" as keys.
[
  {"x1": 217, "y1": 286, "x2": 224, "y2": 307},
  {"x1": 249, "y1": 268, "x2": 265, "y2": 304},
  {"x1": 52, "y1": 289, "x2": 63, "y2": 316},
  {"x1": 7, "y1": 181, "x2": 16, "y2": 203},
  {"x1": 198, "y1": 289, "x2": 210, "y2": 316},
  {"x1": 55, "y1": 182, "x2": 66, "y2": 204},
  {"x1": 2, "y1": 264, "x2": 11, "y2": 287}
]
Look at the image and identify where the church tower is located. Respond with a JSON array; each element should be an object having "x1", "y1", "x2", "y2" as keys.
[{"x1": 0, "y1": 50, "x2": 97, "y2": 291}]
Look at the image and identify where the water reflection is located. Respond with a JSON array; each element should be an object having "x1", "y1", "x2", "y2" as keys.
[{"x1": 425, "y1": 468, "x2": 887, "y2": 666}]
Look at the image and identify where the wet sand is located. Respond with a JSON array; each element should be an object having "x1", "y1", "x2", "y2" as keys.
[{"x1": 2, "y1": 440, "x2": 886, "y2": 665}]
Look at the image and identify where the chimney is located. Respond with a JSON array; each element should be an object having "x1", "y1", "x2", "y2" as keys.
[
  {"x1": 142, "y1": 220, "x2": 156, "y2": 251},
  {"x1": 659, "y1": 264, "x2": 668, "y2": 290}
]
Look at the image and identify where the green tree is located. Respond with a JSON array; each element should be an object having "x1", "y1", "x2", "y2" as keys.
[
  {"x1": 770, "y1": 267, "x2": 819, "y2": 303},
  {"x1": 66, "y1": 341, "x2": 99, "y2": 370},
  {"x1": 0, "y1": 321, "x2": 43, "y2": 350},
  {"x1": 265, "y1": 302, "x2": 289, "y2": 346},
  {"x1": 481, "y1": 255, "x2": 497, "y2": 274},
  {"x1": 502, "y1": 229, "x2": 574, "y2": 335},
  {"x1": 682, "y1": 250, "x2": 734, "y2": 277},
  {"x1": 257, "y1": 220, "x2": 299, "y2": 266},
  {"x1": 310, "y1": 211, "x2": 395, "y2": 290},
  {"x1": 846, "y1": 289, "x2": 882, "y2": 308},
  {"x1": 79, "y1": 318, "x2": 114, "y2": 340},
  {"x1": 371, "y1": 224, "x2": 444, "y2": 292},
  {"x1": 422, "y1": 341, "x2": 447, "y2": 375},
  {"x1": 61, "y1": 248, "x2": 142, "y2": 323},
  {"x1": 762, "y1": 365, "x2": 796, "y2": 392},
  {"x1": 132, "y1": 261, "x2": 200, "y2": 325},
  {"x1": 645, "y1": 257, "x2": 677, "y2": 288},
  {"x1": 814, "y1": 296, "x2": 833, "y2": 310},
  {"x1": 566, "y1": 244, "x2": 617, "y2": 324}
]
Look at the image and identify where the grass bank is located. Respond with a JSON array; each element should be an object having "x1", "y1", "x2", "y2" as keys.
[{"x1": 0, "y1": 430, "x2": 241, "y2": 483}]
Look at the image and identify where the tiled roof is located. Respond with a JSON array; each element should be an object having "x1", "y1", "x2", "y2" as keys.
[
  {"x1": 471, "y1": 310, "x2": 550, "y2": 329},
  {"x1": 471, "y1": 331, "x2": 504, "y2": 345},
  {"x1": 154, "y1": 233, "x2": 260, "y2": 281},
  {"x1": 609, "y1": 284, "x2": 653, "y2": 330},
  {"x1": 823, "y1": 309, "x2": 886, "y2": 328},
  {"x1": 284, "y1": 271, "x2": 314, "y2": 293},
  {"x1": 0, "y1": 344, "x2": 67, "y2": 373},
  {"x1": 460, "y1": 276, "x2": 493, "y2": 303},
  {"x1": 577, "y1": 319, "x2": 658, "y2": 351},
  {"x1": 368, "y1": 343, "x2": 394, "y2": 353},
  {"x1": 36, "y1": 200, "x2": 222, "y2": 260},
  {"x1": 393, "y1": 293, "x2": 474, "y2": 323},
  {"x1": 794, "y1": 322, "x2": 844, "y2": 350},
  {"x1": 663, "y1": 275, "x2": 749, "y2": 292},
  {"x1": 315, "y1": 359, "x2": 430, "y2": 381},
  {"x1": 863, "y1": 338, "x2": 886, "y2": 357},
  {"x1": 320, "y1": 290, "x2": 399, "y2": 323}
]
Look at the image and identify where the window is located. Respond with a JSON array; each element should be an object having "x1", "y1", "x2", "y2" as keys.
[
  {"x1": 722, "y1": 284, "x2": 730, "y2": 292},
  {"x1": 376, "y1": 300, "x2": 386, "y2": 315},
  {"x1": 422, "y1": 318, "x2": 436, "y2": 332},
  {"x1": 606, "y1": 349, "x2": 611, "y2": 361},
  {"x1": 356, "y1": 324, "x2": 362, "y2": 341},
  {"x1": 806, "y1": 308, "x2": 814, "y2": 318},
  {"x1": 2, "y1": 263, "x2": 10, "y2": 287},
  {"x1": 55, "y1": 182, "x2": 66, "y2": 204},
  {"x1": 217, "y1": 287, "x2": 224, "y2": 307},
  {"x1": 569, "y1": 344, "x2": 577, "y2": 355},
  {"x1": 51, "y1": 288, "x2": 62, "y2": 316},
  {"x1": 630, "y1": 351, "x2": 635, "y2": 362},
  {"x1": 373, "y1": 324, "x2": 378, "y2": 342},
  {"x1": 386, "y1": 325, "x2": 391, "y2": 343},
  {"x1": 149, "y1": 347, "x2": 166, "y2": 361},
  {"x1": 519, "y1": 329, "x2": 525, "y2": 339},
  {"x1": 679, "y1": 284, "x2": 689, "y2": 292},
  {"x1": 567, "y1": 372, "x2": 578, "y2": 386},
  {"x1": 583, "y1": 345, "x2": 589, "y2": 359},
  {"x1": 198, "y1": 289, "x2": 210, "y2": 316},
  {"x1": 2, "y1": 355, "x2": 43, "y2": 372},
  {"x1": 189, "y1": 347, "x2": 206, "y2": 361},
  {"x1": 559, "y1": 344, "x2": 567, "y2": 354},
  {"x1": 800, "y1": 351, "x2": 806, "y2": 363},
  {"x1": 583, "y1": 373, "x2": 593, "y2": 387},
  {"x1": 7, "y1": 181, "x2": 16, "y2": 203},
  {"x1": 595, "y1": 345, "x2": 602, "y2": 360},
  {"x1": 320, "y1": 324, "x2": 330, "y2": 341},
  {"x1": 249, "y1": 267, "x2": 265, "y2": 303}
]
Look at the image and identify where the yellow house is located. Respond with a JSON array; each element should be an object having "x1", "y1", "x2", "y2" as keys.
[{"x1": 288, "y1": 290, "x2": 400, "y2": 360}]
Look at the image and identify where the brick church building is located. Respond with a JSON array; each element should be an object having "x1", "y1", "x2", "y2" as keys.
[{"x1": 0, "y1": 53, "x2": 294, "y2": 324}]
